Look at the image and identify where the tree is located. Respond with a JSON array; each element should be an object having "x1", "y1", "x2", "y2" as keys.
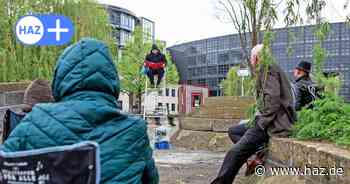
[
  {"x1": 215, "y1": 0, "x2": 278, "y2": 70},
  {"x1": 118, "y1": 27, "x2": 179, "y2": 113},
  {"x1": 220, "y1": 67, "x2": 254, "y2": 96},
  {"x1": 0, "y1": 0, "x2": 116, "y2": 82}
]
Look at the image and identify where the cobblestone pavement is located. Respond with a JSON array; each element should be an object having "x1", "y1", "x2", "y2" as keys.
[{"x1": 154, "y1": 149, "x2": 225, "y2": 184}]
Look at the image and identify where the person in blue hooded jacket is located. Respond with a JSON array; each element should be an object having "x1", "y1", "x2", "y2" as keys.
[{"x1": 2, "y1": 38, "x2": 159, "y2": 184}]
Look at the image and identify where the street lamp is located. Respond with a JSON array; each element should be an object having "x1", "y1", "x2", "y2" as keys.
[
  {"x1": 237, "y1": 68, "x2": 250, "y2": 96},
  {"x1": 219, "y1": 83, "x2": 224, "y2": 96}
]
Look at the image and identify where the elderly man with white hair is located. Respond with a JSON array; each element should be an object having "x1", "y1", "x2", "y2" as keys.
[{"x1": 211, "y1": 44, "x2": 296, "y2": 184}]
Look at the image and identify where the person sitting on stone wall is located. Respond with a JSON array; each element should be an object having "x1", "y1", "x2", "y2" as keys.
[
  {"x1": 2, "y1": 79, "x2": 54, "y2": 142},
  {"x1": 292, "y1": 61, "x2": 321, "y2": 111},
  {"x1": 211, "y1": 44, "x2": 297, "y2": 184},
  {"x1": 1, "y1": 38, "x2": 159, "y2": 184},
  {"x1": 226, "y1": 61, "x2": 320, "y2": 176}
]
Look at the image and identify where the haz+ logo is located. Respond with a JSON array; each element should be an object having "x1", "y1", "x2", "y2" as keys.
[{"x1": 15, "y1": 14, "x2": 74, "y2": 46}]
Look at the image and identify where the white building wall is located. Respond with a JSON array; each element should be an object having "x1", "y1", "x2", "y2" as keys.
[
  {"x1": 142, "y1": 85, "x2": 179, "y2": 115},
  {"x1": 118, "y1": 92, "x2": 129, "y2": 112}
]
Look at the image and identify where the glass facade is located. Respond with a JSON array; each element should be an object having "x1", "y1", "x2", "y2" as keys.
[{"x1": 169, "y1": 22, "x2": 350, "y2": 100}]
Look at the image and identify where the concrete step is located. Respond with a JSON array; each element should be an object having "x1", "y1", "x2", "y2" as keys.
[
  {"x1": 180, "y1": 117, "x2": 240, "y2": 132},
  {"x1": 172, "y1": 129, "x2": 232, "y2": 152}
]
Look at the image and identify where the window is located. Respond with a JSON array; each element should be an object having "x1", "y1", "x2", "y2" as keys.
[
  {"x1": 166, "y1": 88, "x2": 170, "y2": 96},
  {"x1": 188, "y1": 56, "x2": 196, "y2": 66},
  {"x1": 207, "y1": 53, "x2": 217, "y2": 64},
  {"x1": 109, "y1": 13, "x2": 115, "y2": 24},
  {"x1": 166, "y1": 103, "x2": 170, "y2": 111},
  {"x1": 218, "y1": 65, "x2": 229, "y2": 75},
  {"x1": 158, "y1": 103, "x2": 163, "y2": 107},
  {"x1": 197, "y1": 54, "x2": 207, "y2": 64},
  {"x1": 198, "y1": 79, "x2": 206, "y2": 85},
  {"x1": 218, "y1": 53, "x2": 229, "y2": 64},
  {"x1": 208, "y1": 66, "x2": 217, "y2": 75},
  {"x1": 171, "y1": 89, "x2": 176, "y2": 97},
  {"x1": 208, "y1": 78, "x2": 217, "y2": 88},
  {"x1": 120, "y1": 31, "x2": 131, "y2": 46},
  {"x1": 171, "y1": 104, "x2": 176, "y2": 112}
]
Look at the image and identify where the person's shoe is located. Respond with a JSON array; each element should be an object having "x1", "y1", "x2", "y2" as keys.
[
  {"x1": 245, "y1": 156, "x2": 264, "y2": 176},
  {"x1": 245, "y1": 146, "x2": 268, "y2": 176}
]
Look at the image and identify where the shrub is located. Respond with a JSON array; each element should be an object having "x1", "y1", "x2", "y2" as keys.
[{"x1": 293, "y1": 94, "x2": 350, "y2": 146}]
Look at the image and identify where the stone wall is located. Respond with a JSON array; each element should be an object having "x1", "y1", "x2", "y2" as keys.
[
  {"x1": 266, "y1": 138, "x2": 350, "y2": 184},
  {"x1": 173, "y1": 96, "x2": 254, "y2": 151}
]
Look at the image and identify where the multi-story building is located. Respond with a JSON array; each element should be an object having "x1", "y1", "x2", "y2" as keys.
[
  {"x1": 140, "y1": 17, "x2": 156, "y2": 43},
  {"x1": 105, "y1": 5, "x2": 137, "y2": 48},
  {"x1": 143, "y1": 85, "x2": 180, "y2": 115},
  {"x1": 104, "y1": 5, "x2": 156, "y2": 49},
  {"x1": 168, "y1": 22, "x2": 350, "y2": 101}
]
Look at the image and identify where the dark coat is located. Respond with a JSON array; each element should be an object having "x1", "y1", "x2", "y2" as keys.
[
  {"x1": 145, "y1": 45, "x2": 167, "y2": 64},
  {"x1": 255, "y1": 63, "x2": 297, "y2": 137},
  {"x1": 293, "y1": 75, "x2": 317, "y2": 111},
  {"x1": 2, "y1": 38, "x2": 159, "y2": 184}
]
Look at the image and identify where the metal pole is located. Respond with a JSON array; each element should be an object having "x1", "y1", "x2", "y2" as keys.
[
  {"x1": 241, "y1": 76, "x2": 245, "y2": 97},
  {"x1": 143, "y1": 79, "x2": 147, "y2": 120}
]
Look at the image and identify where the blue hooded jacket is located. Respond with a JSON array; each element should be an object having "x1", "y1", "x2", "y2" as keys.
[{"x1": 2, "y1": 38, "x2": 159, "y2": 184}]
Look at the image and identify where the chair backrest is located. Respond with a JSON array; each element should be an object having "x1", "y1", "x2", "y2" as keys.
[
  {"x1": 2, "y1": 109, "x2": 25, "y2": 142},
  {"x1": 0, "y1": 141, "x2": 100, "y2": 184}
]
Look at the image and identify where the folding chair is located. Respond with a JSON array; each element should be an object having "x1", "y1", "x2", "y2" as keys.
[
  {"x1": 0, "y1": 141, "x2": 100, "y2": 184},
  {"x1": 2, "y1": 109, "x2": 25, "y2": 142}
]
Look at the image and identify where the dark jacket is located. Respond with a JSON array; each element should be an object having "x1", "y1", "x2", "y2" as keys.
[
  {"x1": 2, "y1": 38, "x2": 159, "y2": 184},
  {"x1": 293, "y1": 75, "x2": 317, "y2": 111},
  {"x1": 145, "y1": 45, "x2": 167, "y2": 64},
  {"x1": 255, "y1": 63, "x2": 297, "y2": 137}
]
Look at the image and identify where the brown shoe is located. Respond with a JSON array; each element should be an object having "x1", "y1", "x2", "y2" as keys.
[{"x1": 245, "y1": 147, "x2": 268, "y2": 176}]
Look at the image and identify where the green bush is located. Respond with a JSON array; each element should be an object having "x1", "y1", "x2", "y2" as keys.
[{"x1": 293, "y1": 94, "x2": 350, "y2": 146}]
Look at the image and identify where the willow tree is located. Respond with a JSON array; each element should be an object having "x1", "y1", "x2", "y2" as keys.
[
  {"x1": 215, "y1": 0, "x2": 278, "y2": 70},
  {"x1": 0, "y1": 0, "x2": 116, "y2": 82}
]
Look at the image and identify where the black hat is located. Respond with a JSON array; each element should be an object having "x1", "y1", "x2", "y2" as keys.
[
  {"x1": 296, "y1": 61, "x2": 311, "y2": 73},
  {"x1": 151, "y1": 44, "x2": 160, "y2": 52}
]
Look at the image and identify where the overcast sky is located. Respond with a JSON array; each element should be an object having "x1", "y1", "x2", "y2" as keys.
[{"x1": 98, "y1": 0, "x2": 349, "y2": 47}]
